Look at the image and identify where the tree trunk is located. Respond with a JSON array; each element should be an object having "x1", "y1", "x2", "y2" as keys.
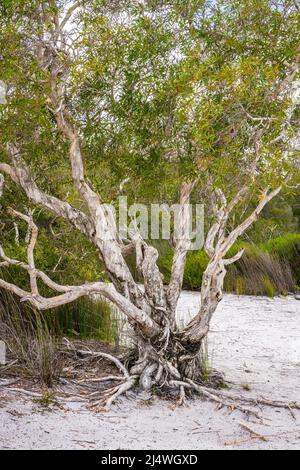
[{"x1": 124, "y1": 260, "x2": 227, "y2": 391}]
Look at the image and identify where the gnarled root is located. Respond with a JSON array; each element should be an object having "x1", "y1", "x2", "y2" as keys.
[
  {"x1": 89, "y1": 376, "x2": 137, "y2": 412},
  {"x1": 169, "y1": 379, "x2": 300, "y2": 419},
  {"x1": 70, "y1": 347, "x2": 300, "y2": 416}
]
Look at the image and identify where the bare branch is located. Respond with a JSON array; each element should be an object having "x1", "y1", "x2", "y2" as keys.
[
  {"x1": 74, "y1": 349, "x2": 130, "y2": 379},
  {"x1": 2, "y1": 145, "x2": 94, "y2": 240},
  {"x1": 204, "y1": 187, "x2": 228, "y2": 257},
  {"x1": 204, "y1": 221, "x2": 220, "y2": 257},
  {"x1": 227, "y1": 187, "x2": 249, "y2": 214},
  {"x1": 9, "y1": 209, "x2": 39, "y2": 296},
  {"x1": 220, "y1": 186, "x2": 282, "y2": 256},
  {"x1": 131, "y1": 232, "x2": 166, "y2": 314},
  {"x1": 167, "y1": 181, "x2": 196, "y2": 315},
  {"x1": 270, "y1": 45, "x2": 300, "y2": 101},
  {"x1": 0, "y1": 174, "x2": 4, "y2": 197},
  {"x1": 0, "y1": 163, "x2": 19, "y2": 185},
  {"x1": 60, "y1": 1, "x2": 81, "y2": 32},
  {"x1": 0, "y1": 210, "x2": 159, "y2": 338},
  {"x1": 223, "y1": 249, "x2": 245, "y2": 266},
  {"x1": 0, "y1": 268, "x2": 159, "y2": 338}
]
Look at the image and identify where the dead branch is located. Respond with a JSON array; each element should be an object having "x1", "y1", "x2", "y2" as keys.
[
  {"x1": 74, "y1": 349, "x2": 130, "y2": 379},
  {"x1": 167, "y1": 181, "x2": 197, "y2": 317},
  {"x1": 1, "y1": 148, "x2": 94, "y2": 239},
  {"x1": 0, "y1": 210, "x2": 159, "y2": 338}
]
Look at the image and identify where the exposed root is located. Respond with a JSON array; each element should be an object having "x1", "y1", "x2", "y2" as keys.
[
  {"x1": 199, "y1": 386, "x2": 300, "y2": 413},
  {"x1": 169, "y1": 379, "x2": 300, "y2": 418},
  {"x1": 5, "y1": 388, "x2": 86, "y2": 402},
  {"x1": 72, "y1": 346, "x2": 300, "y2": 415},
  {"x1": 139, "y1": 363, "x2": 158, "y2": 391},
  {"x1": 74, "y1": 349, "x2": 130, "y2": 379},
  {"x1": 78, "y1": 376, "x2": 125, "y2": 384},
  {"x1": 89, "y1": 376, "x2": 137, "y2": 412},
  {"x1": 16, "y1": 342, "x2": 300, "y2": 415},
  {"x1": 169, "y1": 380, "x2": 261, "y2": 418},
  {"x1": 177, "y1": 385, "x2": 186, "y2": 407}
]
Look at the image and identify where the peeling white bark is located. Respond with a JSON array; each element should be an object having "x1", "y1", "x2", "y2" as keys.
[{"x1": 167, "y1": 182, "x2": 196, "y2": 321}]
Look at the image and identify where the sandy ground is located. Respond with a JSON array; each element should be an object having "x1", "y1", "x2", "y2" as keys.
[{"x1": 0, "y1": 292, "x2": 299, "y2": 450}]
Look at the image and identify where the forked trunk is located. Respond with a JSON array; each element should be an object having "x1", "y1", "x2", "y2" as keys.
[{"x1": 125, "y1": 261, "x2": 226, "y2": 391}]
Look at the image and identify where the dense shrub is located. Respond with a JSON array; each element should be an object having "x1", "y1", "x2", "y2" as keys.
[
  {"x1": 262, "y1": 234, "x2": 300, "y2": 285},
  {"x1": 0, "y1": 289, "x2": 61, "y2": 387},
  {"x1": 224, "y1": 246, "x2": 294, "y2": 297},
  {"x1": 157, "y1": 234, "x2": 299, "y2": 296},
  {"x1": 46, "y1": 296, "x2": 118, "y2": 344},
  {"x1": 0, "y1": 287, "x2": 118, "y2": 386}
]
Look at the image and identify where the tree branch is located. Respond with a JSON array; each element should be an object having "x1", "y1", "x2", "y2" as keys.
[
  {"x1": 219, "y1": 186, "x2": 282, "y2": 256},
  {"x1": 0, "y1": 210, "x2": 159, "y2": 338},
  {"x1": 167, "y1": 181, "x2": 196, "y2": 316},
  {"x1": 0, "y1": 255, "x2": 159, "y2": 338},
  {"x1": 60, "y1": 1, "x2": 81, "y2": 32},
  {"x1": 8, "y1": 209, "x2": 39, "y2": 296},
  {"x1": 1, "y1": 146, "x2": 94, "y2": 240}
]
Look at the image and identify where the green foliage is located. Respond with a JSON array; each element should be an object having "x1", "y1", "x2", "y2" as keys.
[
  {"x1": 33, "y1": 391, "x2": 60, "y2": 411},
  {"x1": 0, "y1": 1, "x2": 299, "y2": 310},
  {"x1": 263, "y1": 233, "x2": 300, "y2": 261},
  {"x1": 0, "y1": 289, "x2": 61, "y2": 387},
  {"x1": 1, "y1": 0, "x2": 298, "y2": 206},
  {"x1": 262, "y1": 233, "x2": 300, "y2": 285},
  {"x1": 157, "y1": 233, "x2": 299, "y2": 296},
  {"x1": 158, "y1": 247, "x2": 209, "y2": 289}
]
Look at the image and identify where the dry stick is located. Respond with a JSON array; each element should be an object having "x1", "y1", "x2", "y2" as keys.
[
  {"x1": 172, "y1": 370, "x2": 298, "y2": 412},
  {"x1": 288, "y1": 405, "x2": 297, "y2": 421},
  {"x1": 170, "y1": 380, "x2": 261, "y2": 419},
  {"x1": 224, "y1": 428, "x2": 300, "y2": 447},
  {"x1": 74, "y1": 349, "x2": 130, "y2": 379},
  {"x1": 5, "y1": 387, "x2": 86, "y2": 402},
  {"x1": 0, "y1": 378, "x2": 19, "y2": 387},
  {"x1": 78, "y1": 376, "x2": 125, "y2": 384},
  {"x1": 201, "y1": 387, "x2": 300, "y2": 412},
  {"x1": 239, "y1": 423, "x2": 268, "y2": 442},
  {"x1": 190, "y1": 381, "x2": 262, "y2": 419},
  {"x1": 67, "y1": 346, "x2": 137, "y2": 411},
  {"x1": 0, "y1": 359, "x2": 19, "y2": 372}
]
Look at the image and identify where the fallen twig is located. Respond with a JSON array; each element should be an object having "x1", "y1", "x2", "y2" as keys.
[
  {"x1": 70, "y1": 347, "x2": 129, "y2": 379},
  {"x1": 77, "y1": 376, "x2": 125, "y2": 384},
  {"x1": 225, "y1": 428, "x2": 300, "y2": 447},
  {"x1": 239, "y1": 423, "x2": 268, "y2": 442},
  {"x1": 5, "y1": 387, "x2": 86, "y2": 402},
  {"x1": 0, "y1": 359, "x2": 19, "y2": 372}
]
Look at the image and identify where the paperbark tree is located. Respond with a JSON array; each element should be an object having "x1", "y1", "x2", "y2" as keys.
[{"x1": 0, "y1": 0, "x2": 299, "y2": 409}]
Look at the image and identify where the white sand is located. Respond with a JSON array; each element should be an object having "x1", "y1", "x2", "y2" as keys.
[{"x1": 0, "y1": 293, "x2": 299, "y2": 450}]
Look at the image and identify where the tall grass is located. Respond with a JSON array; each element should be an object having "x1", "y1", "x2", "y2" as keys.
[
  {"x1": 46, "y1": 296, "x2": 118, "y2": 344},
  {"x1": 224, "y1": 246, "x2": 294, "y2": 297},
  {"x1": 0, "y1": 288, "x2": 118, "y2": 386},
  {"x1": 262, "y1": 233, "x2": 300, "y2": 285},
  {"x1": 0, "y1": 289, "x2": 61, "y2": 386},
  {"x1": 155, "y1": 233, "x2": 299, "y2": 296}
]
